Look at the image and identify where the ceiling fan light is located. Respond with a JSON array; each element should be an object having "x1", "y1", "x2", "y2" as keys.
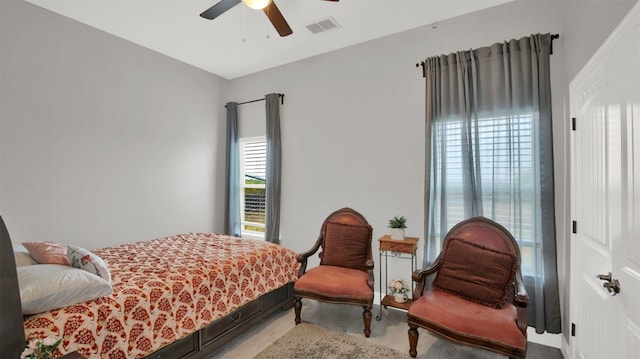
[{"x1": 241, "y1": 0, "x2": 271, "y2": 10}]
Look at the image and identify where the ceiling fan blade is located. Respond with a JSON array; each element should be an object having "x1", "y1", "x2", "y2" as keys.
[
  {"x1": 200, "y1": 0, "x2": 241, "y2": 20},
  {"x1": 263, "y1": 1, "x2": 293, "y2": 37}
]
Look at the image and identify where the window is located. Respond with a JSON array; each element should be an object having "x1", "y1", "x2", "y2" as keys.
[
  {"x1": 431, "y1": 113, "x2": 536, "y2": 274},
  {"x1": 240, "y1": 137, "x2": 266, "y2": 240}
]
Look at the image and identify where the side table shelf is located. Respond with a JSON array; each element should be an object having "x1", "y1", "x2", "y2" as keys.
[
  {"x1": 376, "y1": 235, "x2": 419, "y2": 320},
  {"x1": 381, "y1": 294, "x2": 413, "y2": 311}
]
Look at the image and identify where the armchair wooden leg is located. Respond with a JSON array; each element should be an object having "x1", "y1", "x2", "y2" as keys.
[
  {"x1": 362, "y1": 306, "x2": 372, "y2": 337},
  {"x1": 294, "y1": 297, "x2": 302, "y2": 325},
  {"x1": 408, "y1": 324, "x2": 419, "y2": 358}
]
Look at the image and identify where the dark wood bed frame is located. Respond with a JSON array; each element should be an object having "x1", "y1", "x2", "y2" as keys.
[
  {"x1": 0, "y1": 216, "x2": 294, "y2": 359},
  {"x1": 144, "y1": 283, "x2": 294, "y2": 359}
]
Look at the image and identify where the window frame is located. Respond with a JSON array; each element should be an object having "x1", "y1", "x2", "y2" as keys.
[
  {"x1": 431, "y1": 113, "x2": 537, "y2": 275},
  {"x1": 239, "y1": 136, "x2": 267, "y2": 241}
]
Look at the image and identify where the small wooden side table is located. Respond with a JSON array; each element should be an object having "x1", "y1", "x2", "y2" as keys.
[{"x1": 376, "y1": 235, "x2": 419, "y2": 320}]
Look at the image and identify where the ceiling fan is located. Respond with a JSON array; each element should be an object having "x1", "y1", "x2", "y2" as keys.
[{"x1": 200, "y1": 0, "x2": 339, "y2": 37}]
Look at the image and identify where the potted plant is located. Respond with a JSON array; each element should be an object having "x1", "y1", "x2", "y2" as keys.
[
  {"x1": 21, "y1": 337, "x2": 62, "y2": 359},
  {"x1": 388, "y1": 278, "x2": 410, "y2": 303},
  {"x1": 388, "y1": 215, "x2": 407, "y2": 240}
]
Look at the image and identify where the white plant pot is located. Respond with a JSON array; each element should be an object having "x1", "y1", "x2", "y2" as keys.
[
  {"x1": 393, "y1": 292, "x2": 407, "y2": 303},
  {"x1": 390, "y1": 228, "x2": 405, "y2": 240}
]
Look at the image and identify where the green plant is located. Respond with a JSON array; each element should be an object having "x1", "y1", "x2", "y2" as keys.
[
  {"x1": 388, "y1": 215, "x2": 407, "y2": 229},
  {"x1": 22, "y1": 337, "x2": 62, "y2": 359}
]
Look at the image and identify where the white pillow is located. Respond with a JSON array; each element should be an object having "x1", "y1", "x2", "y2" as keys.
[
  {"x1": 67, "y1": 245, "x2": 111, "y2": 284},
  {"x1": 14, "y1": 244, "x2": 39, "y2": 267},
  {"x1": 17, "y1": 264, "x2": 113, "y2": 315}
]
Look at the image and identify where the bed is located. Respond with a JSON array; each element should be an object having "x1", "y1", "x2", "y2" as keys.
[{"x1": 1, "y1": 217, "x2": 299, "y2": 359}]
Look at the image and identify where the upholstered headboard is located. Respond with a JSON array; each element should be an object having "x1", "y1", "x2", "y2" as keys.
[{"x1": 0, "y1": 216, "x2": 26, "y2": 357}]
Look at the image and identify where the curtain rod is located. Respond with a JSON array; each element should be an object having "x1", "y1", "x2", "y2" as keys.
[
  {"x1": 415, "y1": 33, "x2": 560, "y2": 77},
  {"x1": 225, "y1": 93, "x2": 284, "y2": 108}
]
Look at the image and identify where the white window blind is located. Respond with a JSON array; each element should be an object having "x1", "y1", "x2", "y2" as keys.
[
  {"x1": 240, "y1": 137, "x2": 266, "y2": 239},
  {"x1": 433, "y1": 114, "x2": 536, "y2": 274}
]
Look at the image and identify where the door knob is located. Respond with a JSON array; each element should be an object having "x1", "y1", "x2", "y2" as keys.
[
  {"x1": 596, "y1": 272, "x2": 621, "y2": 296},
  {"x1": 603, "y1": 280, "x2": 621, "y2": 295}
]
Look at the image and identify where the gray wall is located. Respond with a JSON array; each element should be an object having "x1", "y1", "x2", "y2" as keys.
[
  {"x1": 0, "y1": 0, "x2": 636, "y2": 350},
  {"x1": 227, "y1": 1, "x2": 566, "y2": 344},
  {"x1": 0, "y1": 0, "x2": 230, "y2": 248},
  {"x1": 230, "y1": 0, "x2": 566, "y2": 288},
  {"x1": 227, "y1": 0, "x2": 635, "y2": 348}
]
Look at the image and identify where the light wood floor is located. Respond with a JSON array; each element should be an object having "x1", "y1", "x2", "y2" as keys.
[{"x1": 213, "y1": 299, "x2": 564, "y2": 359}]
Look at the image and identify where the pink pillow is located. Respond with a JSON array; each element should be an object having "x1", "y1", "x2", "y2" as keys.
[{"x1": 22, "y1": 241, "x2": 70, "y2": 266}]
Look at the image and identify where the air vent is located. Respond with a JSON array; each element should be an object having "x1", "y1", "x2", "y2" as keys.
[{"x1": 306, "y1": 17, "x2": 339, "y2": 34}]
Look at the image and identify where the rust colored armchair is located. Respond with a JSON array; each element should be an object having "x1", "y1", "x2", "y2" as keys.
[
  {"x1": 408, "y1": 217, "x2": 528, "y2": 359},
  {"x1": 294, "y1": 207, "x2": 375, "y2": 337}
]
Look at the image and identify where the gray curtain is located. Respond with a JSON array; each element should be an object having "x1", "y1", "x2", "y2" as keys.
[
  {"x1": 423, "y1": 33, "x2": 561, "y2": 333},
  {"x1": 224, "y1": 102, "x2": 241, "y2": 236},
  {"x1": 265, "y1": 93, "x2": 282, "y2": 244}
]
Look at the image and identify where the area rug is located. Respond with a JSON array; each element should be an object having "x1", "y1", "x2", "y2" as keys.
[{"x1": 253, "y1": 323, "x2": 406, "y2": 359}]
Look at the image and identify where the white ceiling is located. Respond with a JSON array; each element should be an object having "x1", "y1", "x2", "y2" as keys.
[{"x1": 24, "y1": 0, "x2": 513, "y2": 79}]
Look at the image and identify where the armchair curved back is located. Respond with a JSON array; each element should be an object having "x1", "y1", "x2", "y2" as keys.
[
  {"x1": 321, "y1": 208, "x2": 369, "y2": 227},
  {"x1": 317, "y1": 208, "x2": 373, "y2": 271},
  {"x1": 444, "y1": 216, "x2": 520, "y2": 257}
]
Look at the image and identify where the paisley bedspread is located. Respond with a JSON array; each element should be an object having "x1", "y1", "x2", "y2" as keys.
[{"x1": 23, "y1": 233, "x2": 299, "y2": 358}]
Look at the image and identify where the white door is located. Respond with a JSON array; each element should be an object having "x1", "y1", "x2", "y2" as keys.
[{"x1": 570, "y1": 2, "x2": 640, "y2": 359}]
